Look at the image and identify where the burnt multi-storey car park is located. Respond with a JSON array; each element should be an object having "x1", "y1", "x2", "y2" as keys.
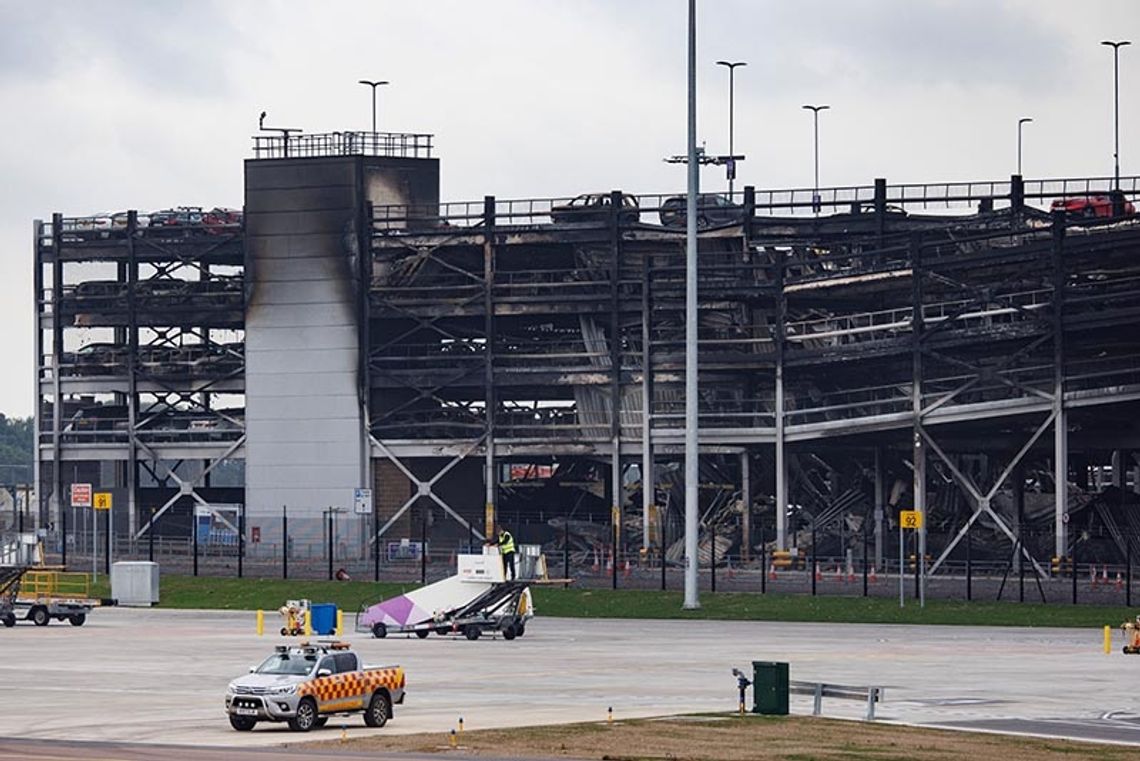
[{"x1": 32, "y1": 131, "x2": 1140, "y2": 580}]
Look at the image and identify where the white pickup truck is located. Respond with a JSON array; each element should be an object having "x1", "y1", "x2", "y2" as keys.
[{"x1": 225, "y1": 641, "x2": 405, "y2": 732}]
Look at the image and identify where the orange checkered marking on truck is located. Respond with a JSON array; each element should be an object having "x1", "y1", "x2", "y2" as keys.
[{"x1": 297, "y1": 667, "x2": 404, "y2": 704}]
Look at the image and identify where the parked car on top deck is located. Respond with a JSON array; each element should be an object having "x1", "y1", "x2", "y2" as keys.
[
  {"x1": 1050, "y1": 195, "x2": 1135, "y2": 220},
  {"x1": 549, "y1": 193, "x2": 640, "y2": 224},
  {"x1": 658, "y1": 193, "x2": 743, "y2": 228}
]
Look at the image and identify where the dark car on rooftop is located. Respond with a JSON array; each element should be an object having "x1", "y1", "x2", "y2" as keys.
[
  {"x1": 549, "y1": 193, "x2": 640, "y2": 225},
  {"x1": 658, "y1": 194, "x2": 743, "y2": 229}
]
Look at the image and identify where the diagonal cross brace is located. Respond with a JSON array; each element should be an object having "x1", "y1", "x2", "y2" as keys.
[
  {"x1": 923, "y1": 418, "x2": 1052, "y2": 577},
  {"x1": 369, "y1": 435, "x2": 486, "y2": 542},
  {"x1": 133, "y1": 436, "x2": 246, "y2": 538}
]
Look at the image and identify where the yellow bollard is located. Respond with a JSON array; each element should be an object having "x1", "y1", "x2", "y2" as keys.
[
  {"x1": 449, "y1": 730, "x2": 457, "y2": 748},
  {"x1": 607, "y1": 706, "x2": 613, "y2": 725},
  {"x1": 336, "y1": 609, "x2": 343, "y2": 637},
  {"x1": 458, "y1": 717, "x2": 464, "y2": 734},
  {"x1": 256, "y1": 610, "x2": 264, "y2": 637},
  {"x1": 1105, "y1": 625, "x2": 1112, "y2": 654},
  {"x1": 340, "y1": 724, "x2": 347, "y2": 743},
  {"x1": 304, "y1": 610, "x2": 312, "y2": 637}
]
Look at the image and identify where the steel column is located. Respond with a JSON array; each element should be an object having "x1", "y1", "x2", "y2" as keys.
[
  {"x1": 642, "y1": 247, "x2": 653, "y2": 552},
  {"x1": 774, "y1": 248, "x2": 787, "y2": 550},
  {"x1": 741, "y1": 450, "x2": 750, "y2": 564},
  {"x1": 483, "y1": 195, "x2": 496, "y2": 538},
  {"x1": 910, "y1": 234, "x2": 926, "y2": 606},
  {"x1": 1052, "y1": 209, "x2": 1068, "y2": 558},
  {"x1": 610, "y1": 191, "x2": 623, "y2": 590},
  {"x1": 682, "y1": 0, "x2": 700, "y2": 610}
]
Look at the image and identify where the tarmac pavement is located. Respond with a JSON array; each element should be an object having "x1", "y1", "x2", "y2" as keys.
[{"x1": 0, "y1": 607, "x2": 1137, "y2": 748}]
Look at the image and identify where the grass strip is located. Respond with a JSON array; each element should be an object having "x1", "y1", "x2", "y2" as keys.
[
  {"x1": 93, "y1": 575, "x2": 1135, "y2": 628},
  {"x1": 302, "y1": 714, "x2": 1137, "y2": 761}
]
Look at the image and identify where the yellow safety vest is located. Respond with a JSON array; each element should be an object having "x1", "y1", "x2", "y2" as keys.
[{"x1": 499, "y1": 531, "x2": 515, "y2": 555}]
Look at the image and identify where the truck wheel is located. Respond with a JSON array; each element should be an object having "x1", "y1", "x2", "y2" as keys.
[
  {"x1": 288, "y1": 698, "x2": 318, "y2": 732},
  {"x1": 515, "y1": 623, "x2": 526, "y2": 637},
  {"x1": 363, "y1": 691, "x2": 391, "y2": 728},
  {"x1": 69, "y1": 613, "x2": 87, "y2": 627},
  {"x1": 371, "y1": 623, "x2": 387, "y2": 639},
  {"x1": 464, "y1": 626, "x2": 480, "y2": 641},
  {"x1": 30, "y1": 607, "x2": 50, "y2": 627},
  {"x1": 415, "y1": 629, "x2": 429, "y2": 639},
  {"x1": 2, "y1": 614, "x2": 15, "y2": 628},
  {"x1": 229, "y1": 715, "x2": 257, "y2": 731},
  {"x1": 280, "y1": 627, "x2": 289, "y2": 636},
  {"x1": 502, "y1": 625, "x2": 516, "y2": 641}
]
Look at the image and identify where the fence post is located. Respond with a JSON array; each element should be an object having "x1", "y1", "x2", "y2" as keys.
[
  {"x1": 711, "y1": 528, "x2": 717, "y2": 593},
  {"x1": 238, "y1": 503, "x2": 245, "y2": 579},
  {"x1": 862, "y1": 525, "x2": 869, "y2": 597},
  {"x1": 148, "y1": 507, "x2": 155, "y2": 563},
  {"x1": 282, "y1": 506, "x2": 289, "y2": 581},
  {"x1": 327, "y1": 509, "x2": 334, "y2": 581},
  {"x1": 192, "y1": 504, "x2": 199, "y2": 577},
  {"x1": 811, "y1": 523, "x2": 817, "y2": 596},
  {"x1": 420, "y1": 507, "x2": 427, "y2": 586},
  {"x1": 966, "y1": 518, "x2": 972, "y2": 601},
  {"x1": 563, "y1": 519, "x2": 569, "y2": 588},
  {"x1": 760, "y1": 519, "x2": 766, "y2": 595}
]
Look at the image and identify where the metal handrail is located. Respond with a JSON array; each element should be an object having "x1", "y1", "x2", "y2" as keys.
[{"x1": 251, "y1": 131, "x2": 433, "y2": 159}]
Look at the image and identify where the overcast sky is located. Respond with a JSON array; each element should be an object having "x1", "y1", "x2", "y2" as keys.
[{"x1": 0, "y1": 0, "x2": 1136, "y2": 417}]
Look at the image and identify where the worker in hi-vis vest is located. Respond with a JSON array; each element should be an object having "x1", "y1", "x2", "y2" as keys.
[{"x1": 488, "y1": 528, "x2": 516, "y2": 580}]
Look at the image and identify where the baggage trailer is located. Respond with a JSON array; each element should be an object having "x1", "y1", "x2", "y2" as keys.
[{"x1": 11, "y1": 568, "x2": 103, "y2": 627}]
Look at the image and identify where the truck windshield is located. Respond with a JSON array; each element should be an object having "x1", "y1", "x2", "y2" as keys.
[{"x1": 254, "y1": 653, "x2": 317, "y2": 676}]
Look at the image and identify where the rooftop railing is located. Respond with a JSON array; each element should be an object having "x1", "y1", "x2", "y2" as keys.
[{"x1": 251, "y1": 131, "x2": 434, "y2": 159}]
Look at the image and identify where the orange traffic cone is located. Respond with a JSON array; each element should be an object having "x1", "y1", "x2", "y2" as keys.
[
  {"x1": 835, "y1": 564, "x2": 844, "y2": 583},
  {"x1": 847, "y1": 565, "x2": 857, "y2": 583},
  {"x1": 814, "y1": 563, "x2": 822, "y2": 582},
  {"x1": 1091, "y1": 564, "x2": 1099, "y2": 588},
  {"x1": 623, "y1": 560, "x2": 632, "y2": 578},
  {"x1": 768, "y1": 563, "x2": 778, "y2": 581},
  {"x1": 1116, "y1": 572, "x2": 1124, "y2": 591},
  {"x1": 1102, "y1": 565, "x2": 1110, "y2": 586},
  {"x1": 869, "y1": 566, "x2": 878, "y2": 584}
]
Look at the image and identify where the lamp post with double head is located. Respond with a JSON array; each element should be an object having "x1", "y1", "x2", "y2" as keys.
[
  {"x1": 1101, "y1": 40, "x2": 1130, "y2": 190},
  {"x1": 802, "y1": 104, "x2": 830, "y2": 214},
  {"x1": 716, "y1": 60, "x2": 746, "y2": 197},
  {"x1": 358, "y1": 79, "x2": 390, "y2": 136}
]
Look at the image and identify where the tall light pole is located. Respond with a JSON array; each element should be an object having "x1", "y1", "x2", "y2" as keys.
[
  {"x1": 358, "y1": 79, "x2": 389, "y2": 134},
  {"x1": 716, "y1": 60, "x2": 746, "y2": 197},
  {"x1": 1017, "y1": 117, "x2": 1033, "y2": 176},
  {"x1": 1101, "y1": 40, "x2": 1131, "y2": 190},
  {"x1": 802, "y1": 104, "x2": 830, "y2": 214},
  {"x1": 683, "y1": 0, "x2": 700, "y2": 611}
]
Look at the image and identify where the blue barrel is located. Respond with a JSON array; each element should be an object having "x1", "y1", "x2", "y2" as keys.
[{"x1": 310, "y1": 603, "x2": 337, "y2": 636}]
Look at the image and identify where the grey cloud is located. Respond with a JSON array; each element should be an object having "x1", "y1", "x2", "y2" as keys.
[{"x1": 0, "y1": 0, "x2": 248, "y2": 96}]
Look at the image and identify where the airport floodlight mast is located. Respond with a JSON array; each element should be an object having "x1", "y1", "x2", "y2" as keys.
[
  {"x1": 683, "y1": 0, "x2": 700, "y2": 610},
  {"x1": 1017, "y1": 117, "x2": 1032, "y2": 176},
  {"x1": 716, "y1": 60, "x2": 747, "y2": 196},
  {"x1": 358, "y1": 79, "x2": 390, "y2": 135},
  {"x1": 802, "y1": 104, "x2": 829, "y2": 214}
]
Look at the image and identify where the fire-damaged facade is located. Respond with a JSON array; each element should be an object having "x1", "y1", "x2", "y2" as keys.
[{"x1": 33, "y1": 130, "x2": 1140, "y2": 577}]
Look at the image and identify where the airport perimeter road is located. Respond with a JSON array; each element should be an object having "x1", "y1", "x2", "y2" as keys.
[{"x1": 0, "y1": 608, "x2": 1137, "y2": 747}]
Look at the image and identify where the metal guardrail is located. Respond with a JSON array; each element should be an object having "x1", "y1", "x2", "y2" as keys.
[
  {"x1": 251, "y1": 131, "x2": 433, "y2": 160},
  {"x1": 789, "y1": 680, "x2": 883, "y2": 720}
]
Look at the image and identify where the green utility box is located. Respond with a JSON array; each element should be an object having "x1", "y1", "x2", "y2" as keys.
[{"x1": 752, "y1": 661, "x2": 789, "y2": 715}]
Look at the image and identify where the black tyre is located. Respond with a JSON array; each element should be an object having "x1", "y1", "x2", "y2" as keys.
[
  {"x1": 415, "y1": 629, "x2": 429, "y2": 639},
  {"x1": 464, "y1": 626, "x2": 481, "y2": 641},
  {"x1": 280, "y1": 627, "x2": 289, "y2": 636},
  {"x1": 287, "y1": 698, "x2": 318, "y2": 732},
  {"x1": 69, "y1": 613, "x2": 86, "y2": 627},
  {"x1": 30, "y1": 607, "x2": 49, "y2": 627},
  {"x1": 502, "y1": 625, "x2": 516, "y2": 641},
  {"x1": 436, "y1": 628, "x2": 449, "y2": 636},
  {"x1": 371, "y1": 622, "x2": 387, "y2": 639},
  {"x1": 2, "y1": 614, "x2": 15, "y2": 628},
  {"x1": 515, "y1": 623, "x2": 526, "y2": 637},
  {"x1": 363, "y1": 691, "x2": 391, "y2": 728},
  {"x1": 229, "y1": 714, "x2": 257, "y2": 732}
]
